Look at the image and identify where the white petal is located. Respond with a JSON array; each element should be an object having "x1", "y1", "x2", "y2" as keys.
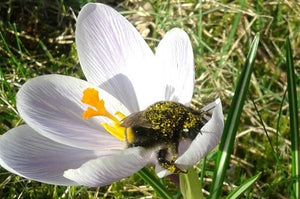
[
  {"x1": 0, "y1": 125, "x2": 108, "y2": 186},
  {"x1": 155, "y1": 28, "x2": 194, "y2": 105},
  {"x1": 76, "y1": 3, "x2": 158, "y2": 112},
  {"x1": 175, "y1": 99, "x2": 224, "y2": 168},
  {"x1": 64, "y1": 147, "x2": 149, "y2": 187},
  {"x1": 17, "y1": 74, "x2": 127, "y2": 150},
  {"x1": 155, "y1": 165, "x2": 172, "y2": 178}
]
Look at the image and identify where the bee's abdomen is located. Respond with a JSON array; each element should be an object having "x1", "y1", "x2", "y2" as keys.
[{"x1": 126, "y1": 126, "x2": 175, "y2": 148}]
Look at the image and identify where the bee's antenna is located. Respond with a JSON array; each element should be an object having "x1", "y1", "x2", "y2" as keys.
[
  {"x1": 201, "y1": 105, "x2": 216, "y2": 112},
  {"x1": 200, "y1": 130, "x2": 214, "y2": 134}
]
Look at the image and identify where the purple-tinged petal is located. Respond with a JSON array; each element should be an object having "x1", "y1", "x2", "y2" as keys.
[
  {"x1": 76, "y1": 3, "x2": 161, "y2": 112},
  {"x1": 0, "y1": 125, "x2": 114, "y2": 186},
  {"x1": 17, "y1": 74, "x2": 126, "y2": 150},
  {"x1": 175, "y1": 98, "x2": 224, "y2": 168},
  {"x1": 155, "y1": 28, "x2": 194, "y2": 105},
  {"x1": 63, "y1": 147, "x2": 150, "y2": 187}
]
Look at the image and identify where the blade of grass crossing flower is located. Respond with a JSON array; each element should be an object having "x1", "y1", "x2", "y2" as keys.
[
  {"x1": 225, "y1": 172, "x2": 261, "y2": 199},
  {"x1": 209, "y1": 34, "x2": 260, "y2": 199},
  {"x1": 137, "y1": 168, "x2": 173, "y2": 199},
  {"x1": 286, "y1": 38, "x2": 300, "y2": 198},
  {"x1": 179, "y1": 167, "x2": 204, "y2": 199}
]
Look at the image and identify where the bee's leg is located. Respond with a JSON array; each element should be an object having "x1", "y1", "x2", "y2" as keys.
[
  {"x1": 157, "y1": 146, "x2": 185, "y2": 174},
  {"x1": 169, "y1": 144, "x2": 188, "y2": 174},
  {"x1": 169, "y1": 143, "x2": 178, "y2": 164},
  {"x1": 157, "y1": 148, "x2": 177, "y2": 173}
]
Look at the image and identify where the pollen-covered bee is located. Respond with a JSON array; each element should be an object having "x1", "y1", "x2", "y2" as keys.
[{"x1": 121, "y1": 101, "x2": 210, "y2": 174}]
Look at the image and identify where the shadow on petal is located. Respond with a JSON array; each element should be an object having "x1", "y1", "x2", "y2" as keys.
[
  {"x1": 100, "y1": 74, "x2": 139, "y2": 113},
  {"x1": 63, "y1": 147, "x2": 150, "y2": 187}
]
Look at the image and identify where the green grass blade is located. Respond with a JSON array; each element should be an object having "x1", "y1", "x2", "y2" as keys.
[
  {"x1": 209, "y1": 33, "x2": 260, "y2": 199},
  {"x1": 218, "y1": 0, "x2": 245, "y2": 67},
  {"x1": 197, "y1": 0, "x2": 203, "y2": 55},
  {"x1": 38, "y1": 39, "x2": 54, "y2": 60},
  {"x1": 137, "y1": 168, "x2": 173, "y2": 199},
  {"x1": 199, "y1": 156, "x2": 207, "y2": 188},
  {"x1": 0, "y1": 31, "x2": 27, "y2": 78},
  {"x1": 285, "y1": 38, "x2": 300, "y2": 198},
  {"x1": 226, "y1": 172, "x2": 261, "y2": 199},
  {"x1": 251, "y1": 98, "x2": 286, "y2": 175}
]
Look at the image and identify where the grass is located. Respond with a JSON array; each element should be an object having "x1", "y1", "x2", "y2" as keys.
[
  {"x1": 0, "y1": 0, "x2": 299, "y2": 198},
  {"x1": 210, "y1": 33, "x2": 260, "y2": 199},
  {"x1": 286, "y1": 37, "x2": 300, "y2": 198}
]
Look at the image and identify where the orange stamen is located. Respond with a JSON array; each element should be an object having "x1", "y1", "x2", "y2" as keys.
[
  {"x1": 81, "y1": 88, "x2": 127, "y2": 141},
  {"x1": 81, "y1": 88, "x2": 119, "y2": 123}
]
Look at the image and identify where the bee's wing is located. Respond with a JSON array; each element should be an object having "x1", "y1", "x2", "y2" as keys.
[{"x1": 121, "y1": 112, "x2": 153, "y2": 128}]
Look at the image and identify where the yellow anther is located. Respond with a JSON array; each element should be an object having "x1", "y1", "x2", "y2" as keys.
[
  {"x1": 102, "y1": 122, "x2": 125, "y2": 141},
  {"x1": 115, "y1": 111, "x2": 126, "y2": 120}
]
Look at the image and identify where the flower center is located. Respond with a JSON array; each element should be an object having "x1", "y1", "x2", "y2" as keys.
[{"x1": 81, "y1": 88, "x2": 127, "y2": 141}]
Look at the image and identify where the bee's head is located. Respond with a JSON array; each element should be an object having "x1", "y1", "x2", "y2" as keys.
[{"x1": 180, "y1": 108, "x2": 210, "y2": 140}]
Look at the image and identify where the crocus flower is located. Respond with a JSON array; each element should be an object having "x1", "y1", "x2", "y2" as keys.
[{"x1": 0, "y1": 3, "x2": 224, "y2": 187}]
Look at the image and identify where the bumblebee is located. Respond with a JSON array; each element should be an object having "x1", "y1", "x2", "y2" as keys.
[{"x1": 121, "y1": 101, "x2": 209, "y2": 174}]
